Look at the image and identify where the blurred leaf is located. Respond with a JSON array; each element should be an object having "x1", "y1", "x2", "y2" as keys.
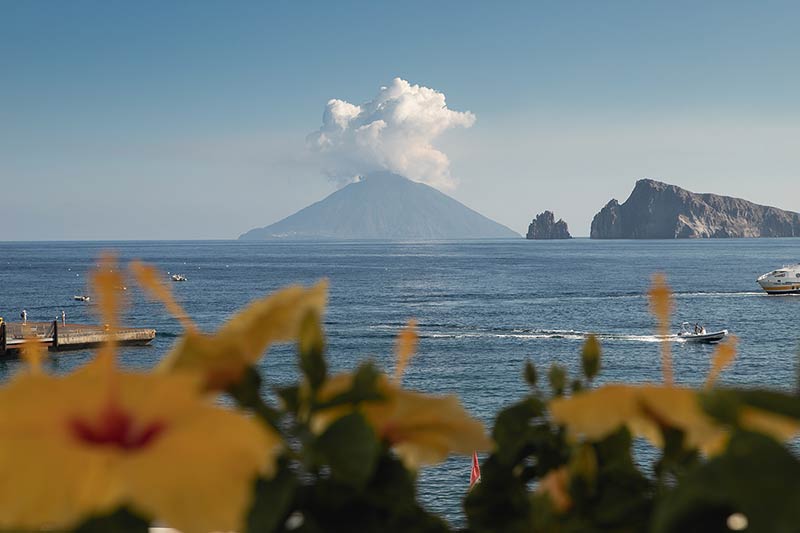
[
  {"x1": 492, "y1": 397, "x2": 544, "y2": 466},
  {"x1": 701, "y1": 389, "x2": 800, "y2": 442},
  {"x1": 247, "y1": 459, "x2": 297, "y2": 533},
  {"x1": 74, "y1": 508, "x2": 149, "y2": 533},
  {"x1": 276, "y1": 384, "x2": 301, "y2": 415},
  {"x1": 300, "y1": 454, "x2": 449, "y2": 533},
  {"x1": 652, "y1": 431, "x2": 800, "y2": 533},
  {"x1": 299, "y1": 311, "x2": 327, "y2": 391},
  {"x1": 227, "y1": 365, "x2": 263, "y2": 405},
  {"x1": 732, "y1": 389, "x2": 800, "y2": 420},
  {"x1": 699, "y1": 390, "x2": 740, "y2": 426},
  {"x1": 581, "y1": 334, "x2": 601, "y2": 381},
  {"x1": 524, "y1": 359, "x2": 538, "y2": 387},
  {"x1": 227, "y1": 366, "x2": 282, "y2": 431},
  {"x1": 569, "y1": 443, "x2": 598, "y2": 487},
  {"x1": 315, "y1": 362, "x2": 384, "y2": 412},
  {"x1": 566, "y1": 428, "x2": 653, "y2": 532},
  {"x1": 549, "y1": 364, "x2": 567, "y2": 397},
  {"x1": 465, "y1": 455, "x2": 533, "y2": 533},
  {"x1": 654, "y1": 426, "x2": 699, "y2": 483},
  {"x1": 352, "y1": 361, "x2": 383, "y2": 400},
  {"x1": 314, "y1": 412, "x2": 379, "y2": 489}
]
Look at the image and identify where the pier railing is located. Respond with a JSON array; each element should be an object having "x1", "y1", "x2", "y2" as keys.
[{"x1": 0, "y1": 321, "x2": 155, "y2": 355}]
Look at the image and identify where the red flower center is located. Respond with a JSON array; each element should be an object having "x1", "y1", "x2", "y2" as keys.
[{"x1": 70, "y1": 403, "x2": 164, "y2": 451}]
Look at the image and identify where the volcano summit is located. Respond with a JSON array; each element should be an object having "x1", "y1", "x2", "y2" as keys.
[{"x1": 239, "y1": 172, "x2": 518, "y2": 240}]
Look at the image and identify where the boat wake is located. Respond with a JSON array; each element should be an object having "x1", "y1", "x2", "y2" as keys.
[
  {"x1": 423, "y1": 330, "x2": 675, "y2": 343},
  {"x1": 674, "y1": 291, "x2": 763, "y2": 298},
  {"x1": 368, "y1": 325, "x2": 684, "y2": 343}
]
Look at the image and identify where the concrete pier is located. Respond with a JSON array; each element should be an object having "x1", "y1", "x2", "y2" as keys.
[{"x1": 0, "y1": 321, "x2": 156, "y2": 357}]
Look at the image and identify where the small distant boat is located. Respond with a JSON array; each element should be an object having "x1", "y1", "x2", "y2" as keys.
[
  {"x1": 756, "y1": 264, "x2": 800, "y2": 295},
  {"x1": 171, "y1": 274, "x2": 187, "y2": 282},
  {"x1": 677, "y1": 322, "x2": 728, "y2": 343},
  {"x1": 74, "y1": 295, "x2": 90, "y2": 302}
]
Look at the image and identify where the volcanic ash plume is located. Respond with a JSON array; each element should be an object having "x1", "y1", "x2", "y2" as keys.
[{"x1": 307, "y1": 77, "x2": 476, "y2": 190}]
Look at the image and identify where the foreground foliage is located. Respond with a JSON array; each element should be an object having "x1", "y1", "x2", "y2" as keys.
[{"x1": 1, "y1": 263, "x2": 798, "y2": 532}]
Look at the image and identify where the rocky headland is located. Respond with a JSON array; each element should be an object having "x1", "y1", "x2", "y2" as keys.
[
  {"x1": 591, "y1": 179, "x2": 800, "y2": 239},
  {"x1": 526, "y1": 211, "x2": 572, "y2": 239}
]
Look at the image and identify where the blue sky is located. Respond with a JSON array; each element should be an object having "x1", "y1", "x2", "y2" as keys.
[{"x1": 2, "y1": 1, "x2": 799, "y2": 239}]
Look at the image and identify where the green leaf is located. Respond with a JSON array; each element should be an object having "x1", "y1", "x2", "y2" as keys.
[
  {"x1": 314, "y1": 412, "x2": 380, "y2": 489},
  {"x1": 732, "y1": 389, "x2": 800, "y2": 420},
  {"x1": 465, "y1": 455, "x2": 534, "y2": 533},
  {"x1": 315, "y1": 361, "x2": 384, "y2": 411},
  {"x1": 492, "y1": 397, "x2": 544, "y2": 466},
  {"x1": 548, "y1": 364, "x2": 567, "y2": 397},
  {"x1": 73, "y1": 507, "x2": 150, "y2": 533},
  {"x1": 351, "y1": 361, "x2": 382, "y2": 401},
  {"x1": 246, "y1": 459, "x2": 297, "y2": 533},
  {"x1": 276, "y1": 384, "x2": 301, "y2": 415},
  {"x1": 701, "y1": 389, "x2": 800, "y2": 427},
  {"x1": 300, "y1": 454, "x2": 450, "y2": 533},
  {"x1": 566, "y1": 428, "x2": 653, "y2": 532},
  {"x1": 524, "y1": 359, "x2": 538, "y2": 387},
  {"x1": 227, "y1": 366, "x2": 282, "y2": 432},
  {"x1": 652, "y1": 430, "x2": 800, "y2": 533},
  {"x1": 298, "y1": 311, "x2": 327, "y2": 391},
  {"x1": 654, "y1": 426, "x2": 699, "y2": 484},
  {"x1": 581, "y1": 334, "x2": 601, "y2": 381},
  {"x1": 699, "y1": 390, "x2": 740, "y2": 426}
]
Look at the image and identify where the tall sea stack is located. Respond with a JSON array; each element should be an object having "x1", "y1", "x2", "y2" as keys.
[
  {"x1": 591, "y1": 179, "x2": 800, "y2": 239},
  {"x1": 526, "y1": 211, "x2": 572, "y2": 239}
]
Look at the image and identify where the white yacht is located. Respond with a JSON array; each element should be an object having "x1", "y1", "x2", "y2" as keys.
[
  {"x1": 171, "y1": 274, "x2": 187, "y2": 282},
  {"x1": 756, "y1": 264, "x2": 800, "y2": 295}
]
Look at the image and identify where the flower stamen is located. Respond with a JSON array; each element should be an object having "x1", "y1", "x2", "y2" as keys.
[{"x1": 70, "y1": 403, "x2": 165, "y2": 451}]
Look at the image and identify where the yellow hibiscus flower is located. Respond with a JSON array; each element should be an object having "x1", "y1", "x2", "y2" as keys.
[
  {"x1": 549, "y1": 384, "x2": 729, "y2": 454},
  {"x1": 311, "y1": 372, "x2": 491, "y2": 469},
  {"x1": 0, "y1": 254, "x2": 282, "y2": 532},
  {"x1": 0, "y1": 366, "x2": 279, "y2": 533},
  {"x1": 130, "y1": 261, "x2": 328, "y2": 390},
  {"x1": 309, "y1": 322, "x2": 491, "y2": 469}
]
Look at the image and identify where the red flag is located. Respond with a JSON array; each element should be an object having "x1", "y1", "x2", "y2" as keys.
[{"x1": 469, "y1": 451, "x2": 481, "y2": 489}]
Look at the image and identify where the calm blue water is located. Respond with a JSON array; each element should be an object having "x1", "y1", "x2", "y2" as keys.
[{"x1": 1, "y1": 239, "x2": 799, "y2": 525}]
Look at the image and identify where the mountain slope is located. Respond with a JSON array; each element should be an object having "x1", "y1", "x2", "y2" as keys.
[
  {"x1": 239, "y1": 172, "x2": 519, "y2": 240},
  {"x1": 591, "y1": 179, "x2": 800, "y2": 238}
]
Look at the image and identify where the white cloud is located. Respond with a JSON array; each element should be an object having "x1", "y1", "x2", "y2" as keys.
[{"x1": 307, "y1": 77, "x2": 476, "y2": 190}]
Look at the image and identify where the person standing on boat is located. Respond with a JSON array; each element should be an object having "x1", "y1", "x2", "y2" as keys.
[
  {"x1": 61, "y1": 310, "x2": 66, "y2": 326},
  {"x1": 21, "y1": 309, "x2": 27, "y2": 325}
]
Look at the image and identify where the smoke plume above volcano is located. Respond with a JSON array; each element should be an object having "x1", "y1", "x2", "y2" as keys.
[{"x1": 307, "y1": 78, "x2": 476, "y2": 190}]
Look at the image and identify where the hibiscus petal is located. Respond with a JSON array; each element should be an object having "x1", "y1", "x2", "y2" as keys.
[
  {"x1": 123, "y1": 406, "x2": 280, "y2": 533},
  {"x1": 159, "y1": 282, "x2": 328, "y2": 390}
]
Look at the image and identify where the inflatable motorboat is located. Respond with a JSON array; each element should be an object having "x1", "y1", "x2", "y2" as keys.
[{"x1": 677, "y1": 322, "x2": 728, "y2": 343}]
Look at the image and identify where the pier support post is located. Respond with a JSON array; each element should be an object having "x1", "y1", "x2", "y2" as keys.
[
  {"x1": 0, "y1": 322, "x2": 5, "y2": 356},
  {"x1": 52, "y1": 320, "x2": 59, "y2": 352}
]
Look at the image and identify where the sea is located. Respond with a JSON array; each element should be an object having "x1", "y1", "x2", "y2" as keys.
[{"x1": 1, "y1": 238, "x2": 799, "y2": 526}]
